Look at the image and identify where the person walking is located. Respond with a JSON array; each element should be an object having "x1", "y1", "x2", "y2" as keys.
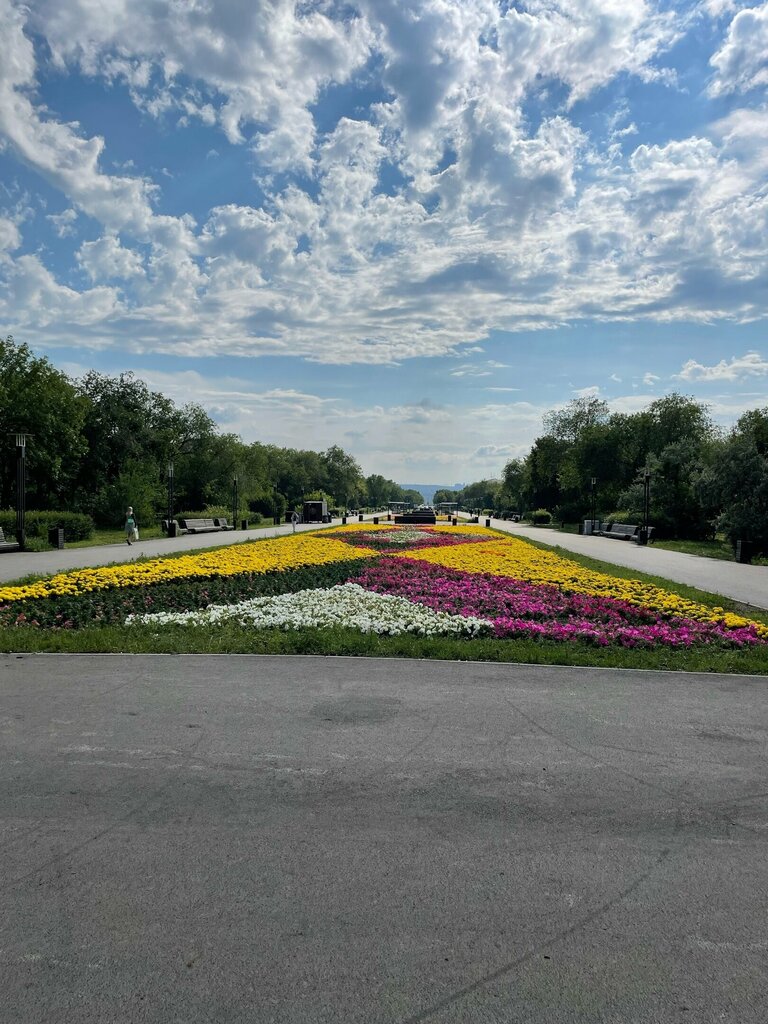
[
  {"x1": 291, "y1": 510, "x2": 299, "y2": 533},
  {"x1": 125, "y1": 506, "x2": 138, "y2": 545}
]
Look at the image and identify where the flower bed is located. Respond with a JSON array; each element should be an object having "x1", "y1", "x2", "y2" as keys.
[
  {"x1": 351, "y1": 558, "x2": 764, "y2": 648},
  {"x1": 1, "y1": 525, "x2": 766, "y2": 652}
]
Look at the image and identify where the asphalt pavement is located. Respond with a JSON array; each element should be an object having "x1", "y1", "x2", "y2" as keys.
[{"x1": 2, "y1": 654, "x2": 768, "y2": 1023}]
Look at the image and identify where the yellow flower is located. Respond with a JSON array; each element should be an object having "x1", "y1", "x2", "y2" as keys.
[
  {"x1": 0, "y1": 534, "x2": 376, "y2": 602},
  {"x1": 395, "y1": 537, "x2": 768, "y2": 639}
]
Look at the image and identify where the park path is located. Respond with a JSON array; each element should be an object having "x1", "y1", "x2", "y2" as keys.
[{"x1": 2, "y1": 512, "x2": 766, "y2": 612}]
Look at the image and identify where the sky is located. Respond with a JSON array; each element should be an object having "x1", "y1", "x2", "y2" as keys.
[{"x1": 1, "y1": 0, "x2": 767, "y2": 484}]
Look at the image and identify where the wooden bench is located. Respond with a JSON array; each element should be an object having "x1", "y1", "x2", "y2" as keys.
[
  {"x1": 177, "y1": 517, "x2": 231, "y2": 534},
  {"x1": 597, "y1": 523, "x2": 655, "y2": 543}
]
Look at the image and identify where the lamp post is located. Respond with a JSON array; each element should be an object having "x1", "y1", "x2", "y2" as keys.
[
  {"x1": 232, "y1": 475, "x2": 239, "y2": 530},
  {"x1": 9, "y1": 433, "x2": 32, "y2": 550},
  {"x1": 590, "y1": 476, "x2": 597, "y2": 535},
  {"x1": 640, "y1": 469, "x2": 651, "y2": 545},
  {"x1": 166, "y1": 460, "x2": 174, "y2": 526}
]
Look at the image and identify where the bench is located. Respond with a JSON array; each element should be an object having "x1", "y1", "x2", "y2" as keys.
[
  {"x1": 0, "y1": 526, "x2": 20, "y2": 552},
  {"x1": 597, "y1": 523, "x2": 655, "y2": 543},
  {"x1": 176, "y1": 517, "x2": 233, "y2": 534}
]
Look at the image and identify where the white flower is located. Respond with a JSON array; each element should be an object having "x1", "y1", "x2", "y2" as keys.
[{"x1": 126, "y1": 583, "x2": 492, "y2": 637}]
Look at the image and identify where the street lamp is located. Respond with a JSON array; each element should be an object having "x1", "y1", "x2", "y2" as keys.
[
  {"x1": 590, "y1": 476, "x2": 597, "y2": 535},
  {"x1": 640, "y1": 469, "x2": 651, "y2": 545},
  {"x1": 9, "y1": 433, "x2": 32, "y2": 550},
  {"x1": 166, "y1": 460, "x2": 174, "y2": 527},
  {"x1": 232, "y1": 475, "x2": 239, "y2": 530}
]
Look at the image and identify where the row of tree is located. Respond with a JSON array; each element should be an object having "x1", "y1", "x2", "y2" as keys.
[
  {"x1": 437, "y1": 395, "x2": 768, "y2": 550},
  {"x1": 0, "y1": 336, "x2": 424, "y2": 527},
  {"x1": 4, "y1": 335, "x2": 765, "y2": 549}
]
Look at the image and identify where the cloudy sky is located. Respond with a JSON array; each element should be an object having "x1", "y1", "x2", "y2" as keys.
[{"x1": 1, "y1": 0, "x2": 767, "y2": 484}]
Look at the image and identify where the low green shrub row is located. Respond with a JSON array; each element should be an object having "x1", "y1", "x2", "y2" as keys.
[
  {"x1": 1, "y1": 557, "x2": 377, "y2": 629},
  {"x1": 0, "y1": 509, "x2": 94, "y2": 541}
]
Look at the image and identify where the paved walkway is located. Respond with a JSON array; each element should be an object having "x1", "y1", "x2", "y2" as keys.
[
  {"x1": 3, "y1": 654, "x2": 768, "y2": 1023},
  {"x1": 480, "y1": 517, "x2": 768, "y2": 611},
  {"x1": 2, "y1": 513, "x2": 766, "y2": 612}
]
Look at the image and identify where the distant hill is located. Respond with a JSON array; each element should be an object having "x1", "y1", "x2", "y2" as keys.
[{"x1": 399, "y1": 483, "x2": 466, "y2": 504}]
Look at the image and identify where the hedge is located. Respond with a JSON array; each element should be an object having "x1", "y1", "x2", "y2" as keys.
[{"x1": 0, "y1": 510, "x2": 94, "y2": 541}]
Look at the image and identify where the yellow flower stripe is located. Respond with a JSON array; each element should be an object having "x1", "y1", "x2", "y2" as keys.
[
  {"x1": 395, "y1": 537, "x2": 768, "y2": 638},
  {"x1": 0, "y1": 535, "x2": 377, "y2": 603}
]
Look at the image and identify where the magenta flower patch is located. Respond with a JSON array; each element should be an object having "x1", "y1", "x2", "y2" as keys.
[{"x1": 350, "y1": 558, "x2": 765, "y2": 649}]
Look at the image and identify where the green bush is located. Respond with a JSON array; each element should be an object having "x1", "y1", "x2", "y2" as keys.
[
  {"x1": 0, "y1": 509, "x2": 93, "y2": 542},
  {"x1": 530, "y1": 508, "x2": 552, "y2": 525}
]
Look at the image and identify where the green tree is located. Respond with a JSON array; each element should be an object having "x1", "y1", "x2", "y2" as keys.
[
  {"x1": 322, "y1": 445, "x2": 364, "y2": 506},
  {"x1": 0, "y1": 335, "x2": 87, "y2": 510},
  {"x1": 699, "y1": 409, "x2": 768, "y2": 553}
]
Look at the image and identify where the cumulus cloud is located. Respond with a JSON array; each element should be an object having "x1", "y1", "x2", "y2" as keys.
[
  {"x1": 709, "y1": 4, "x2": 768, "y2": 95},
  {"x1": 675, "y1": 351, "x2": 768, "y2": 380},
  {"x1": 1, "y1": 0, "x2": 767, "y2": 367}
]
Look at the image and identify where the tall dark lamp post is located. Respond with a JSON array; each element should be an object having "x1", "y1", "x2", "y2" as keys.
[
  {"x1": 639, "y1": 469, "x2": 651, "y2": 545},
  {"x1": 166, "y1": 460, "x2": 174, "y2": 525},
  {"x1": 10, "y1": 433, "x2": 32, "y2": 550},
  {"x1": 232, "y1": 475, "x2": 239, "y2": 530},
  {"x1": 590, "y1": 477, "x2": 597, "y2": 535}
]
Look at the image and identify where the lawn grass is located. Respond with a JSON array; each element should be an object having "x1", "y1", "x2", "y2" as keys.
[
  {"x1": 3, "y1": 621, "x2": 767, "y2": 673},
  {"x1": 2, "y1": 526, "x2": 767, "y2": 672},
  {"x1": 55, "y1": 521, "x2": 278, "y2": 550}
]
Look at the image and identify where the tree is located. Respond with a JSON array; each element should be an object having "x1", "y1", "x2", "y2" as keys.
[
  {"x1": 322, "y1": 445, "x2": 364, "y2": 506},
  {"x1": 432, "y1": 489, "x2": 459, "y2": 506},
  {"x1": 402, "y1": 488, "x2": 425, "y2": 505},
  {"x1": 0, "y1": 335, "x2": 87, "y2": 510},
  {"x1": 699, "y1": 408, "x2": 768, "y2": 553},
  {"x1": 543, "y1": 397, "x2": 609, "y2": 443}
]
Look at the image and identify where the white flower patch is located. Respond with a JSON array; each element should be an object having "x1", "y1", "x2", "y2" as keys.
[{"x1": 126, "y1": 583, "x2": 492, "y2": 637}]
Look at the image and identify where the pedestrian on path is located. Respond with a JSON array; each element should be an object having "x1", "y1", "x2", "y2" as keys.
[
  {"x1": 291, "y1": 510, "x2": 299, "y2": 533},
  {"x1": 125, "y1": 507, "x2": 138, "y2": 546}
]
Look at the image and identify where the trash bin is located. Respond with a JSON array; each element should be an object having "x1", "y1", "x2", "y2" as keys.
[
  {"x1": 636, "y1": 527, "x2": 648, "y2": 546},
  {"x1": 240, "y1": 519, "x2": 248, "y2": 530},
  {"x1": 485, "y1": 518, "x2": 491, "y2": 528},
  {"x1": 358, "y1": 514, "x2": 363, "y2": 522},
  {"x1": 48, "y1": 526, "x2": 64, "y2": 549},
  {"x1": 168, "y1": 521, "x2": 178, "y2": 538},
  {"x1": 452, "y1": 517, "x2": 457, "y2": 525},
  {"x1": 342, "y1": 516, "x2": 347, "y2": 525},
  {"x1": 735, "y1": 540, "x2": 753, "y2": 564},
  {"x1": 373, "y1": 516, "x2": 379, "y2": 524}
]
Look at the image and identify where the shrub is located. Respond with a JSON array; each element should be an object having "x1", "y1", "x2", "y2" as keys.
[
  {"x1": 0, "y1": 509, "x2": 94, "y2": 542},
  {"x1": 530, "y1": 508, "x2": 552, "y2": 525}
]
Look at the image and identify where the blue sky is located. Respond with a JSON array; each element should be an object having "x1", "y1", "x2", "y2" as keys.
[{"x1": 1, "y1": 0, "x2": 767, "y2": 483}]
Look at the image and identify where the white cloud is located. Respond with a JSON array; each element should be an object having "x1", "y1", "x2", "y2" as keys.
[
  {"x1": 674, "y1": 351, "x2": 768, "y2": 380},
  {"x1": 709, "y1": 4, "x2": 768, "y2": 95},
  {"x1": 643, "y1": 372, "x2": 660, "y2": 385},
  {"x1": 573, "y1": 385, "x2": 601, "y2": 398},
  {"x1": 46, "y1": 208, "x2": 78, "y2": 238},
  {"x1": 1, "y1": 0, "x2": 768, "y2": 366},
  {"x1": 609, "y1": 373, "x2": 622, "y2": 382},
  {"x1": 77, "y1": 235, "x2": 145, "y2": 282},
  {"x1": 0, "y1": 215, "x2": 21, "y2": 251}
]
